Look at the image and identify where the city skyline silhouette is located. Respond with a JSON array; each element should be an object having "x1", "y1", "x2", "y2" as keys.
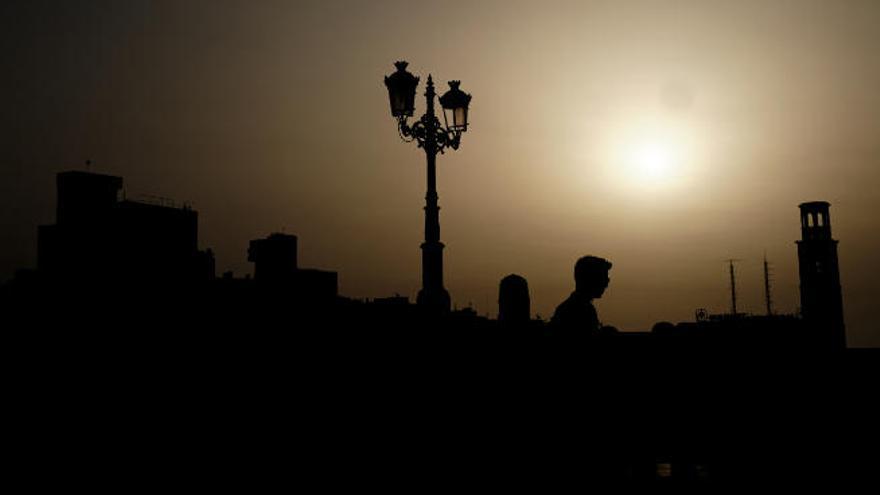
[
  {"x1": 0, "y1": 168, "x2": 868, "y2": 485},
  {"x1": 0, "y1": 164, "x2": 854, "y2": 346}
]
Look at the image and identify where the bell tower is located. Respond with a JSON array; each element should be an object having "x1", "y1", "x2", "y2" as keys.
[{"x1": 796, "y1": 201, "x2": 845, "y2": 348}]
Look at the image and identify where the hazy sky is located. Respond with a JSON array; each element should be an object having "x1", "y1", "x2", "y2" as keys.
[{"x1": 2, "y1": 0, "x2": 879, "y2": 345}]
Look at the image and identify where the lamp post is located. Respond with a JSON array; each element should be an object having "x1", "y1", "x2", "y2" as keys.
[{"x1": 384, "y1": 61, "x2": 472, "y2": 314}]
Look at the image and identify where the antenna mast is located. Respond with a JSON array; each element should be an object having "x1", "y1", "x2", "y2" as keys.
[
  {"x1": 725, "y1": 259, "x2": 741, "y2": 316},
  {"x1": 764, "y1": 253, "x2": 774, "y2": 316}
]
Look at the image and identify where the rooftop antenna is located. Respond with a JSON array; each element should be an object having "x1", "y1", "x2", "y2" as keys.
[
  {"x1": 763, "y1": 252, "x2": 774, "y2": 316},
  {"x1": 724, "y1": 259, "x2": 742, "y2": 316}
]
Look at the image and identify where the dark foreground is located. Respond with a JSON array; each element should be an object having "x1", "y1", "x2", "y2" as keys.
[{"x1": 5, "y1": 290, "x2": 879, "y2": 489}]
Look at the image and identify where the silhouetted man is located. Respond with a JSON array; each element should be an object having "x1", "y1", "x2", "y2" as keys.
[{"x1": 550, "y1": 255, "x2": 612, "y2": 335}]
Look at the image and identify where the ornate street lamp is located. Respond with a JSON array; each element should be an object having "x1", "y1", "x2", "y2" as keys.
[
  {"x1": 439, "y1": 80, "x2": 471, "y2": 132},
  {"x1": 383, "y1": 61, "x2": 472, "y2": 314},
  {"x1": 384, "y1": 61, "x2": 418, "y2": 117}
]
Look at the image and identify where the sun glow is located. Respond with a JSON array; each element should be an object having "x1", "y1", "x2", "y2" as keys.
[
  {"x1": 598, "y1": 116, "x2": 697, "y2": 195},
  {"x1": 630, "y1": 140, "x2": 675, "y2": 181}
]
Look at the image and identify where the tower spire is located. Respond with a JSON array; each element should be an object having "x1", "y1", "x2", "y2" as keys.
[{"x1": 797, "y1": 201, "x2": 845, "y2": 348}]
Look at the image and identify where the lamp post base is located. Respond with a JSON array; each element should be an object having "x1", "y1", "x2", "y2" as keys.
[
  {"x1": 419, "y1": 238, "x2": 450, "y2": 314},
  {"x1": 417, "y1": 287, "x2": 451, "y2": 314}
]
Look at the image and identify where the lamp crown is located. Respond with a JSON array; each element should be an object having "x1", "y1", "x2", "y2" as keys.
[{"x1": 439, "y1": 80, "x2": 472, "y2": 110}]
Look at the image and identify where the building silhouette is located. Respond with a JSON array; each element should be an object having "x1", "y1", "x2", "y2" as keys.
[
  {"x1": 247, "y1": 232, "x2": 338, "y2": 300},
  {"x1": 37, "y1": 171, "x2": 214, "y2": 287},
  {"x1": 249, "y1": 233, "x2": 299, "y2": 282},
  {"x1": 797, "y1": 201, "x2": 846, "y2": 348},
  {"x1": 498, "y1": 274, "x2": 530, "y2": 326}
]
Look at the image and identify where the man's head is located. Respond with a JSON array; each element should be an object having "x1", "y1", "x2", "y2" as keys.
[{"x1": 574, "y1": 255, "x2": 612, "y2": 299}]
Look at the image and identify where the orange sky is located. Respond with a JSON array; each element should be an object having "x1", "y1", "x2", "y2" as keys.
[{"x1": 3, "y1": 0, "x2": 879, "y2": 345}]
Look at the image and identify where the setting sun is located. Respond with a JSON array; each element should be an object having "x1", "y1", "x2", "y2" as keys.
[
  {"x1": 629, "y1": 140, "x2": 675, "y2": 181},
  {"x1": 599, "y1": 116, "x2": 695, "y2": 194}
]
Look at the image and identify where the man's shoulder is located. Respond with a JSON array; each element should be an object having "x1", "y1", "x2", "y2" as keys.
[
  {"x1": 551, "y1": 292, "x2": 600, "y2": 331},
  {"x1": 551, "y1": 292, "x2": 587, "y2": 322},
  {"x1": 552, "y1": 292, "x2": 577, "y2": 314}
]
